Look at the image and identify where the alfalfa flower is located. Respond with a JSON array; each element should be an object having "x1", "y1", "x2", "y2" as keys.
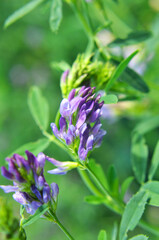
[
  {"x1": 0, "y1": 151, "x2": 59, "y2": 215},
  {"x1": 46, "y1": 156, "x2": 79, "y2": 175},
  {"x1": 51, "y1": 86, "x2": 106, "y2": 160}
]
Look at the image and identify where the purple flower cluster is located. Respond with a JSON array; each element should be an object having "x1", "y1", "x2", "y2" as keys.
[
  {"x1": 51, "y1": 86, "x2": 106, "y2": 160},
  {"x1": 0, "y1": 151, "x2": 59, "y2": 215}
]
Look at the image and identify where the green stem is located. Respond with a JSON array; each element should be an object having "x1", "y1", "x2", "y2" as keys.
[{"x1": 51, "y1": 212, "x2": 75, "y2": 240}]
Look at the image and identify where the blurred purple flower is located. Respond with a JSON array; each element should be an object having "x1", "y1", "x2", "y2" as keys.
[
  {"x1": 0, "y1": 151, "x2": 59, "y2": 215},
  {"x1": 51, "y1": 86, "x2": 106, "y2": 160}
]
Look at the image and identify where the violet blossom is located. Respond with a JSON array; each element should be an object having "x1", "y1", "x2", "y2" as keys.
[
  {"x1": 51, "y1": 86, "x2": 106, "y2": 160},
  {"x1": 0, "y1": 151, "x2": 59, "y2": 215}
]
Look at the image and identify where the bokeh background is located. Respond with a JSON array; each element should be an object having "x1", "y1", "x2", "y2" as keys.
[{"x1": 0, "y1": 0, "x2": 159, "y2": 239}]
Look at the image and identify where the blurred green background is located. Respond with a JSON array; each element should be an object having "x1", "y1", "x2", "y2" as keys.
[{"x1": 0, "y1": 0, "x2": 159, "y2": 239}]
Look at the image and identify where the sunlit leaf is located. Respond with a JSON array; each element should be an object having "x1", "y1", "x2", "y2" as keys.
[
  {"x1": 119, "y1": 191, "x2": 148, "y2": 240},
  {"x1": 101, "y1": 94, "x2": 118, "y2": 104},
  {"x1": 50, "y1": 0, "x2": 62, "y2": 32},
  {"x1": 131, "y1": 133, "x2": 148, "y2": 184},
  {"x1": 108, "y1": 31, "x2": 152, "y2": 47},
  {"x1": 22, "y1": 204, "x2": 49, "y2": 227},
  {"x1": 4, "y1": 0, "x2": 44, "y2": 28},
  {"x1": 106, "y1": 50, "x2": 139, "y2": 91},
  {"x1": 8, "y1": 138, "x2": 50, "y2": 157},
  {"x1": 98, "y1": 229, "x2": 107, "y2": 240},
  {"x1": 28, "y1": 86, "x2": 49, "y2": 131},
  {"x1": 148, "y1": 141, "x2": 159, "y2": 180},
  {"x1": 85, "y1": 195, "x2": 106, "y2": 205}
]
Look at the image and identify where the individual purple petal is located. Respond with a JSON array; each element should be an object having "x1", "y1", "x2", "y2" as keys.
[
  {"x1": 48, "y1": 167, "x2": 67, "y2": 175},
  {"x1": 78, "y1": 86, "x2": 86, "y2": 95},
  {"x1": 25, "y1": 151, "x2": 37, "y2": 168},
  {"x1": 60, "y1": 69, "x2": 69, "y2": 84},
  {"x1": 46, "y1": 156, "x2": 64, "y2": 166},
  {"x1": 85, "y1": 100, "x2": 94, "y2": 114},
  {"x1": 37, "y1": 176, "x2": 45, "y2": 189},
  {"x1": 0, "y1": 185, "x2": 18, "y2": 193},
  {"x1": 30, "y1": 201, "x2": 42, "y2": 211},
  {"x1": 50, "y1": 123, "x2": 60, "y2": 138},
  {"x1": 13, "y1": 192, "x2": 28, "y2": 205},
  {"x1": 78, "y1": 147, "x2": 88, "y2": 160},
  {"x1": 63, "y1": 125, "x2": 75, "y2": 145},
  {"x1": 25, "y1": 206, "x2": 35, "y2": 215},
  {"x1": 91, "y1": 120, "x2": 102, "y2": 135},
  {"x1": 94, "y1": 129, "x2": 107, "y2": 148},
  {"x1": 59, "y1": 117, "x2": 67, "y2": 132},
  {"x1": 31, "y1": 185, "x2": 42, "y2": 202},
  {"x1": 76, "y1": 111, "x2": 86, "y2": 129},
  {"x1": 37, "y1": 152, "x2": 45, "y2": 169},
  {"x1": 70, "y1": 96, "x2": 82, "y2": 113},
  {"x1": 86, "y1": 135, "x2": 94, "y2": 151},
  {"x1": 1, "y1": 166, "x2": 14, "y2": 180},
  {"x1": 51, "y1": 183, "x2": 59, "y2": 201},
  {"x1": 13, "y1": 154, "x2": 30, "y2": 172},
  {"x1": 68, "y1": 89, "x2": 76, "y2": 101},
  {"x1": 89, "y1": 109, "x2": 101, "y2": 122},
  {"x1": 60, "y1": 99, "x2": 71, "y2": 118},
  {"x1": 43, "y1": 185, "x2": 51, "y2": 203}
]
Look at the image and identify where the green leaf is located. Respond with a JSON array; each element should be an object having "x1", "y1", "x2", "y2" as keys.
[
  {"x1": 28, "y1": 86, "x2": 49, "y2": 131},
  {"x1": 129, "y1": 235, "x2": 148, "y2": 240},
  {"x1": 142, "y1": 181, "x2": 159, "y2": 207},
  {"x1": 108, "y1": 31, "x2": 152, "y2": 47},
  {"x1": 119, "y1": 191, "x2": 148, "y2": 240},
  {"x1": 98, "y1": 230, "x2": 107, "y2": 240},
  {"x1": 112, "y1": 222, "x2": 118, "y2": 240},
  {"x1": 4, "y1": 0, "x2": 44, "y2": 29},
  {"x1": 22, "y1": 204, "x2": 49, "y2": 227},
  {"x1": 120, "y1": 177, "x2": 134, "y2": 200},
  {"x1": 131, "y1": 133, "x2": 148, "y2": 184},
  {"x1": 148, "y1": 141, "x2": 159, "y2": 180},
  {"x1": 106, "y1": 50, "x2": 139, "y2": 91},
  {"x1": 51, "y1": 61, "x2": 70, "y2": 72},
  {"x1": 88, "y1": 159, "x2": 109, "y2": 190},
  {"x1": 134, "y1": 115, "x2": 159, "y2": 135},
  {"x1": 8, "y1": 138, "x2": 50, "y2": 157},
  {"x1": 101, "y1": 94, "x2": 118, "y2": 104},
  {"x1": 106, "y1": 4, "x2": 131, "y2": 38},
  {"x1": 121, "y1": 67, "x2": 149, "y2": 93},
  {"x1": 107, "y1": 165, "x2": 119, "y2": 196},
  {"x1": 50, "y1": 0, "x2": 62, "y2": 32},
  {"x1": 85, "y1": 195, "x2": 106, "y2": 205}
]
